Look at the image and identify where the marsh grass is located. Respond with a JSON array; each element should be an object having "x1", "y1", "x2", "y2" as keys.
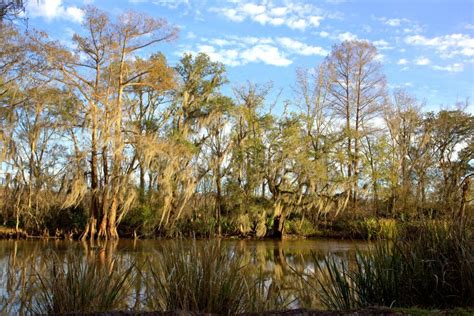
[
  {"x1": 9, "y1": 223, "x2": 471, "y2": 314},
  {"x1": 12, "y1": 241, "x2": 294, "y2": 313},
  {"x1": 308, "y1": 220, "x2": 474, "y2": 310},
  {"x1": 145, "y1": 241, "x2": 270, "y2": 314},
  {"x1": 145, "y1": 241, "x2": 249, "y2": 314},
  {"x1": 29, "y1": 252, "x2": 134, "y2": 314}
]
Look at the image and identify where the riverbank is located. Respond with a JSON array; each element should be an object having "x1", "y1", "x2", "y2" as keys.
[
  {"x1": 1, "y1": 217, "x2": 469, "y2": 241},
  {"x1": 0, "y1": 226, "x2": 28, "y2": 239}
]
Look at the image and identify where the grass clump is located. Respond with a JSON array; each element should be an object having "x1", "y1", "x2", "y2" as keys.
[
  {"x1": 285, "y1": 218, "x2": 318, "y2": 237},
  {"x1": 354, "y1": 218, "x2": 398, "y2": 240},
  {"x1": 145, "y1": 241, "x2": 256, "y2": 315},
  {"x1": 306, "y1": 220, "x2": 473, "y2": 310},
  {"x1": 30, "y1": 252, "x2": 134, "y2": 314}
]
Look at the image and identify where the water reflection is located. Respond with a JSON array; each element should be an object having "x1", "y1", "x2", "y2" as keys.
[{"x1": 0, "y1": 239, "x2": 370, "y2": 314}]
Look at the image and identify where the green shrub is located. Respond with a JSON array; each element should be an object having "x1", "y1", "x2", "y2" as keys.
[
  {"x1": 221, "y1": 216, "x2": 238, "y2": 236},
  {"x1": 360, "y1": 218, "x2": 398, "y2": 240},
  {"x1": 43, "y1": 206, "x2": 87, "y2": 236},
  {"x1": 174, "y1": 215, "x2": 216, "y2": 237},
  {"x1": 285, "y1": 218, "x2": 317, "y2": 237},
  {"x1": 121, "y1": 204, "x2": 155, "y2": 237}
]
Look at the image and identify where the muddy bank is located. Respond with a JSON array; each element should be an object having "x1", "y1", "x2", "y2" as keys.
[{"x1": 0, "y1": 226, "x2": 28, "y2": 239}]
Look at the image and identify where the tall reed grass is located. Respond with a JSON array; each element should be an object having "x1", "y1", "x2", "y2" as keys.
[
  {"x1": 29, "y1": 252, "x2": 134, "y2": 314},
  {"x1": 13, "y1": 221, "x2": 471, "y2": 314},
  {"x1": 15, "y1": 241, "x2": 289, "y2": 314},
  {"x1": 307, "y1": 220, "x2": 474, "y2": 309},
  {"x1": 145, "y1": 241, "x2": 262, "y2": 314}
]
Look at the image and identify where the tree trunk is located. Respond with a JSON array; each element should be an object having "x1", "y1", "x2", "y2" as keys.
[
  {"x1": 107, "y1": 194, "x2": 119, "y2": 239},
  {"x1": 271, "y1": 200, "x2": 285, "y2": 239},
  {"x1": 82, "y1": 102, "x2": 100, "y2": 241},
  {"x1": 98, "y1": 147, "x2": 109, "y2": 239},
  {"x1": 346, "y1": 112, "x2": 352, "y2": 203},
  {"x1": 107, "y1": 72, "x2": 124, "y2": 239},
  {"x1": 459, "y1": 178, "x2": 469, "y2": 221},
  {"x1": 353, "y1": 96, "x2": 360, "y2": 210},
  {"x1": 139, "y1": 159, "x2": 145, "y2": 203},
  {"x1": 373, "y1": 181, "x2": 379, "y2": 216},
  {"x1": 215, "y1": 169, "x2": 222, "y2": 237}
]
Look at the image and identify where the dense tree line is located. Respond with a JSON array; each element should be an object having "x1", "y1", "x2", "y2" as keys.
[{"x1": 1, "y1": 7, "x2": 473, "y2": 239}]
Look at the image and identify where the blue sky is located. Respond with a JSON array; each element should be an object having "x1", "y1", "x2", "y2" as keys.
[{"x1": 22, "y1": 0, "x2": 474, "y2": 112}]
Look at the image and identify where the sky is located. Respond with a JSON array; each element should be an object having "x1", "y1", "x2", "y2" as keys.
[{"x1": 20, "y1": 0, "x2": 474, "y2": 113}]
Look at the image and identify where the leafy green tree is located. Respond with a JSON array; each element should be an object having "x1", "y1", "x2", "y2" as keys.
[{"x1": 427, "y1": 108, "x2": 474, "y2": 215}]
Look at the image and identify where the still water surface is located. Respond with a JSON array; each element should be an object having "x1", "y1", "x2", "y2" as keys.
[{"x1": 0, "y1": 238, "x2": 370, "y2": 313}]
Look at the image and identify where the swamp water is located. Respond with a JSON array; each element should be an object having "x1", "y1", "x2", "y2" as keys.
[{"x1": 0, "y1": 238, "x2": 370, "y2": 314}]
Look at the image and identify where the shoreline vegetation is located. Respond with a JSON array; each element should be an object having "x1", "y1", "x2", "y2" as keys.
[{"x1": 1, "y1": 217, "x2": 469, "y2": 241}]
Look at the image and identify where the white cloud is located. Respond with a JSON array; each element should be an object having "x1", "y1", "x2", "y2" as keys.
[
  {"x1": 337, "y1": 32, "x2": 357, "y2": 41},
  {"x1": 186, "y1": 31, "x2": 197, "y2": 39},
  {"x1": 287, "y1": 18, "x2": 308, "y2": 30},
  {"x1": 65, "y1": 7, "x2": 84, "y2": 22},
  {"x1": 181, "y1": 35, "x2": 329, "y2": 67},
  {"x1": 465, "y1": 23, "x2": 474, "y2": 30},
  {"x1": 388, "y1": 82, "x2": 413, "y2": 90},
  {"x1": 196, "y1": 45, "x2": 242, "y2": 67},
  {"x1": 319, "y1": 31, "x2": 330, "y2": 38},
  {"x1": 374, "y1": 53, "x2": 385, "y2": 62},
  {"x1": 241, "y1": 44, "x2": 292, "y2": 66},
  {"x1": 184, "y1": 38, "x2": 291, "y2": 67},
  {"x1": 397, "y1": 58, "x2": 408, "y2": 65},
  {"x1": 270, "y1": 7, "x2": 288, "y2": 16},
  {"x1": 432, "y1": 63, "x2": 464, "y2": 73},
  {"x1": 376, "y1": 16, "x2": 410, "y2": 27},
  {"x1": 309, "y1": 16, "x2": 323, "y2": 27},
  {"x1": 238, "y1": 36, "x2": 274, "y2": 45},
  {"x1": 220, "y1": 8, "x2": 246, "y2": 22},
  {"x1": 252, "y1": 13, "x2": 277, "y2": 26},
  {"x1": 405, "y1": 33, "x2": 474, "y2": 58},
  {"x1": 385, "y1": 18, "x2": 401, "y2": 26},
  {"x1": 402, "y1": 25, "x2": 423, "y2": 34},
  {"x1": 277, "y1": 37, "x2": 328, "y2": 56},
  {"x1": 148, "y1": 0, "x2": 190, "y2": 9},
  {"x1": 210, "y1": 1, "x2": 327, "y2": 31},
  {"x1": 27, "y1": 0, "x2": 84, "y2": 23},
  {"x1": 373, "y1": 39, "x2": 393, "y2": 50},
  {"x1": 269, "y1": 17, "x2": 285, "y2": 26},
  {"x1": 375, "y1": 16, "x2": 422, "y2": 33},
  {"x1": 242, "y1": 3, "x2": 266, "y2": 15},
  {"x1": 415, "y1": 57, "x2": 431, "y2": 66},
  {"x1": 210, "y1": 38, "x2": 234, "y2": 47}
]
